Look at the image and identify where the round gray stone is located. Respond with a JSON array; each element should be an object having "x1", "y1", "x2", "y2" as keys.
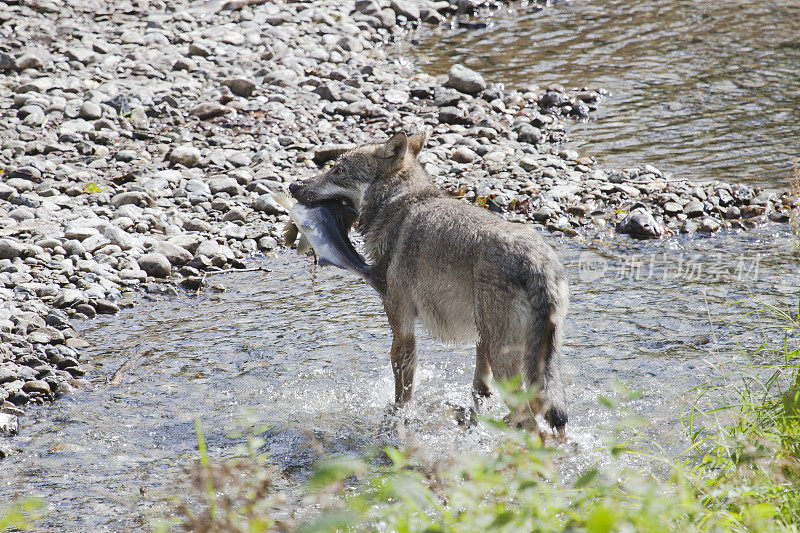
[
  {"x1": 138, "y1": 252, "x2": 172, "y2": 278},
  {"x1": 225, "y1": 78, "x2": 256, "y2": 97},
  {"x1": 79, "y1": 101, "x2": 103, "y2": 120},
  {"x1": 253, "y1": 194, "x2": 287, "y2": 215},
  {"x1": 452, "y1": 146, "x2": 478, "y2": 163},
  {"x1": 170, "y1": 145, "x2": 201, "y2": 168},
  {"x1": 445, "y1": 64, "x2": 487, "y2": 95},
  {"x1": 0, "y1": 238, "x2": 26, "y2": 260},
  {"x1": 616, "y1": 208, "x2": 664, "y2": 239}
]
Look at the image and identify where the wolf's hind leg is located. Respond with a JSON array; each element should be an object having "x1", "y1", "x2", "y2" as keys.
[
  {"x1": 475, "y1": 288, "x2": 538, "y2": 430},
  {"x1": 472, "y1": 339, "x2": 492, "y2": 406},
  {"x1": 389, "y1": 334, "x2": 417, "y2": 405},
  {"x1": 491, "y1": 350, "x2": 540, "y2": 433}
]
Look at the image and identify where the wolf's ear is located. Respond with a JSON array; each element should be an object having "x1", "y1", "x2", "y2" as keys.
[
  {"x1": 379, "y1": 132, "x2": 408, "y2": 170},
  {"x1": 407, "y1": 132, "x2": 426, "y2": 159}
]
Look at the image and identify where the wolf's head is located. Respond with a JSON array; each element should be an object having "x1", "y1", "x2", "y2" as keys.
[{"x1": 289, "y1": 132, "x2": 427, "y2": 212}]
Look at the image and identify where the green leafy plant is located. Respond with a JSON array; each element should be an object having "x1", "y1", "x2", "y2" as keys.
[
  {"x1": 298, "y1": 385, "x2": 729, "y2": 533},
  {"x1": 681, "y1": 296, "x2": 800, "y2": 529},
  {"x1": 82, "y1": 182, "x2": 103, "y2": 194}
]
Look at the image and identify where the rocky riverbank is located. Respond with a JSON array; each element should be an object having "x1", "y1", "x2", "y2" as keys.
[{"x1": 0, "y1": 0, "x2": 793, "y2": 444}]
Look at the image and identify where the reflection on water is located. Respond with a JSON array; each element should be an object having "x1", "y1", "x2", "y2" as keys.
[
  {"x1": 0, "y1": 225, "x2": 796, "y2": 529},
  {"x1": 414, "y1": 0, "x2": 800, "y2": 187}
]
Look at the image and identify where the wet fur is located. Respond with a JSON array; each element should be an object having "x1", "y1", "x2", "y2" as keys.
[{"x1": 289, "y1": 132, "x2": 569, "y2": 433}]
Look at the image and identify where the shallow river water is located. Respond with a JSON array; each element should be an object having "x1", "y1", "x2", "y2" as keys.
[
  {"x1": 1, "y1": 225, "x2": 797, "y2": 530},
  {"x1": 414, "y1": 0, "x2": 800, "y2": 187}
]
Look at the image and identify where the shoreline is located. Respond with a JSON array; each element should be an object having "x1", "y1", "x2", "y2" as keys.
[{"x1": 0, "y1": 0, "x2": 793, "y2": 444}]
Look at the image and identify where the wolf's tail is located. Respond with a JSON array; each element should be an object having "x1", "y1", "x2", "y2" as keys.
[{"x1": 523, "y1": 276, "x2": 569, "y2": 430}]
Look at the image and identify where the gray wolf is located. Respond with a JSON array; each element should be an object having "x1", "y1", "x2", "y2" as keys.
[{"x1": 289, "y1": 132, "x2": 569, "y2": 435}]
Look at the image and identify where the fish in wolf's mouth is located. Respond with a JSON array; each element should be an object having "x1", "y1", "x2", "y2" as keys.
[{"x1": 272, "y1": 193, "x2": 378, "y2": 288}]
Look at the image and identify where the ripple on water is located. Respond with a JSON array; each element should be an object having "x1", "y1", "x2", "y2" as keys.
[
  {"x1": 0, "y1": 225, "x2": 797, "y2": 529},
  {"x1": 414, "y1": 0, "x2": 800, "y2": 186}
]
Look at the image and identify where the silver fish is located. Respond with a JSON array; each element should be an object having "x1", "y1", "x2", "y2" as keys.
[{"x1": 271, "y1": 193, "x2": 378, "y2": 288}]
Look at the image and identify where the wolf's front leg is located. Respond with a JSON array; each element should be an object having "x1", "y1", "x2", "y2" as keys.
[
  {"x1": 390, "y1": 334, "x2": 417, "y2": 405},
  {"x1": 384, "y1": 296, "x2": 417, "y2": 406}
]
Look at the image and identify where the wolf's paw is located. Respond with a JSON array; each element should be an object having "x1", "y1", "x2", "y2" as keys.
[
  {"x1": 471, "y1": 385, "x2": 492, "y2": 406},
  {"x1": 378, "y1": 405, "x2": 406, "y2": 438},
  {"x1": 544, "y1": 405, "x2": 568, "y2": 430}
]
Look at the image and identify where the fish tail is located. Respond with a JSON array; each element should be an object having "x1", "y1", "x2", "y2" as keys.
[{"x1": 271, "y1": 191, "x2": 295, "y2": 211}]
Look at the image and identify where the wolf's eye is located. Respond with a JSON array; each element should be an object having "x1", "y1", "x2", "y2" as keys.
[{"x1": 336, "y1": 167, "x2": 344, "y2": 174}]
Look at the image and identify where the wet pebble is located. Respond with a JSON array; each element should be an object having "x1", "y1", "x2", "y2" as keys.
[
  {"x1": 79, "y1": 101, "x2": 102, "y2": 120},
  {"x1": 684, "y1": 199, "x2": 704, "y2": 218},
  {"x1": 169, "y1": 145, "x2": 201, "y2": 167},
  {"x1": 698, "y1": 217, "x2": 722, "y2": 233},
  {"x1": 616, "y1": 208, "x2": 664, "y2": 239},
  {"x1": 0, "y1": 413, "x2": 19, "y2": 436}
]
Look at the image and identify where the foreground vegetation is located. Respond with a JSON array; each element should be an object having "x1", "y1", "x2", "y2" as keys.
[
  {"x1": 152, "y1": 295, "x2": 800, "y2": 532},
  {"x1": 0, "y1": 501, "x2": 44, "y2": 532}
]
